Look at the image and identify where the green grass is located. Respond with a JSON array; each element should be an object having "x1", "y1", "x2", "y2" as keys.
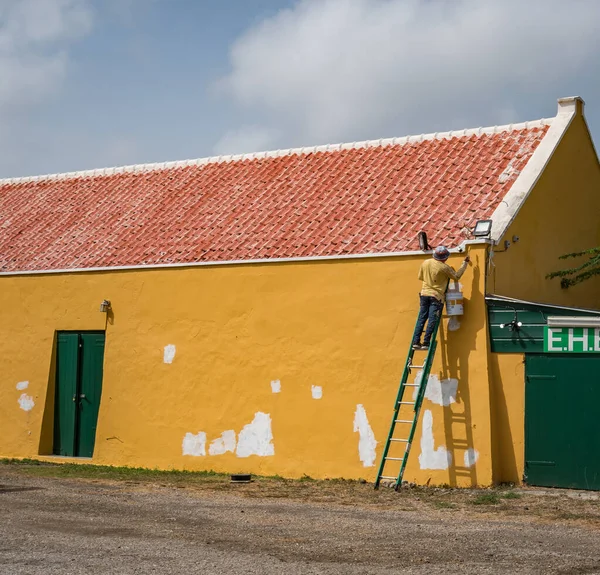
[
  {"x1": 501, "y1": 491, "x2": 522, "y2": 500},
  {"x1": 472, "y1": 493, "x2": 501, "y2": 505},
  {"x1": 0, "y1": 459, "x2": 356, "y2": 488},
  {"x1": 299, "y1": 474, "x2": 316, "y2": 482},
  {"x1": 0, "y1": 458, "x2": 226, "y2": 482}
]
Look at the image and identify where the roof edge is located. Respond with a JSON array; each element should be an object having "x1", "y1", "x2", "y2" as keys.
[
  {"x1": 0, "y1": 119, "x2": 552, "y2": 185},
  {"x1": 485, "y1": 293, "x2": 600, "y2": 315},
  {"x1": 0, "y1": 239, "x2": 489, "y2": 277},
  {"x1": 490, "y1": 97, "x2": 583, "y2": 243}
]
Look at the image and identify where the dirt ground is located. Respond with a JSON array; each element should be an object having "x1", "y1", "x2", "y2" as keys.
[{"x1": 1, "y1": 463, "x2": 600, "y2": 574}]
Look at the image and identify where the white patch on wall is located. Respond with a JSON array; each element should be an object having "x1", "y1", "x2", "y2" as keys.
[
  {"x1": 270, "y1": 379, "x2": 281, "y2": 393},
  {"x1": 16, "y1": 381, "x2": 29, "y2": 391},
  {"x1": 418, "y1": 410, "x2": 452, "y2": 470},
  {"x1": 353, "y1": 404, "x2": 377, "y2": 467},
  {"x1": 182, "y1": 431, "x2": 206, "y2": 456},
  {"x1": 448, "y1": 317, "x2": 461, "y2": 331},
  {"x1": 311, "y1": 385, "x2": 323, "y2": 399},
  {"x1": 236, "y1": 412, "x2": 275, "y2": 458},
  {"x1": 17, "y1": 394, "x2": 35, "y2": 412},
  {"x1": 209, "y1": 430, "x2": 237, "y2": 456},
  {"x1": 413, "y1": 373, "x2": 458, "y2": 407},
  {"x1": 464, "y1": 448, "x2": 479, "y2": 468},
  {"x1": 163, "y1": 344, "x2": 176, "y2": 364}
]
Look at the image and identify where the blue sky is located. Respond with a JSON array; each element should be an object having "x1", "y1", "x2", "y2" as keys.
[{"x1": 1, "y1": 0, "x2": 600, "y2": 178}]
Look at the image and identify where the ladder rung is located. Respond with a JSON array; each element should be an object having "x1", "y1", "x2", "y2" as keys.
[
  {"x1": 395, "y1": 420, "x2": 413, "y2": 423},
  {"x1": 403, "y1": 383, "x2": 419, "y2": 387},
  {"x1": 398, "y1": 401, "x2": 415, "y2": 405},
  {"x1": 389, "y1": 438, "x2": 409, "y2": 442},
  {"x1": 408, "y1": 364, "x2": 424, "y2": 369},
  {"x1": 385, "y1": 457, "x2": 405, "y2": 461},
  {"x1": 379, "y1": 476, "x2": 397, "y2": 480}
]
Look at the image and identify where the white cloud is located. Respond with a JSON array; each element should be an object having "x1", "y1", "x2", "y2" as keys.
[
  {"x1": 0, "y1": 0, "x2": 91, "y2": 45},
  {"x1": 213, "y1": 125, "x2": 280, "y2": 156},
  {"x1": 0, "y1": 0, "x2": 92, "y2": 155},
  {"x1": 217, "y1": 0, "x2": 600, "y2": 153}
]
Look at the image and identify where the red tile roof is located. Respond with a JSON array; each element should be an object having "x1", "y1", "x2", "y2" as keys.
[{"x1": 0, "y1": 122, "x2": 550, "y2": 272}]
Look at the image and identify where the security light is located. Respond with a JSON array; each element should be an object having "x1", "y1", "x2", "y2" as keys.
[
  {"x1": 499, "y1": 309, "x2": 522, "y2": 332},
  {"x1": 499, "y1": 320, "x2": 522, "y2": 332},
  {"x1": 473, "y1": 219, "x2": 493, "y2": 238},
  {"x1": 99, "y1": 299, "x2": 112, "y2": 313}
]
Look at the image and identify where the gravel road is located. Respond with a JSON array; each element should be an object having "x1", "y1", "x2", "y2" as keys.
[{"x1": 1, "y1": 470, "x2": 600, "y2": 574}]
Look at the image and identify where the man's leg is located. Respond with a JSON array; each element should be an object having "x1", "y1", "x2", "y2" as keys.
[
  {"x1": 412, "y1": 295, "x2": 428, "y2": 346},
  {"x1": 423, "y1": 297, "x2": 444, "y2": 347}
]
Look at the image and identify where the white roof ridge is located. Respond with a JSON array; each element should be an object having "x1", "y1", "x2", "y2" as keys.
[{"x1": 0, "y1": 117, "x2": 552, "y2": 185}]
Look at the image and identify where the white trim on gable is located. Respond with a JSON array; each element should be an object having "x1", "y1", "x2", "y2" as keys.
[{"x1": 490, "y1": 97, "x2": 584, "y2": 243}]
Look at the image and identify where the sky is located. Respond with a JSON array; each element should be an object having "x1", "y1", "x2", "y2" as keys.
[{"x1": 1, "y1": 0, "x2": 600, "y2": 178}]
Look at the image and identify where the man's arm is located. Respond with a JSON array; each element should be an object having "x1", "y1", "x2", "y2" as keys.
[
  {"x1": 444, "y1": 257, "x2": 470, "y2": 280},
  {"x1": 418, "y1": 263, "x2": 424, "y2": 281}
]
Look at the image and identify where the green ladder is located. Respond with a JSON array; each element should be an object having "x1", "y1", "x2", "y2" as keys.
[{"x1": 374, "y1": 311, "x2": 442, "y2": 490}]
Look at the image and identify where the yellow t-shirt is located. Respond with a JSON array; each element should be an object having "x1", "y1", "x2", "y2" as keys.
[{"x1": 418, "y1": 258, "x2": 468, "y2": 301}]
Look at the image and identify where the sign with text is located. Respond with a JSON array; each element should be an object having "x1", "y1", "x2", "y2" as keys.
[{"x1": 544, "y1": 327, "x2": 600, "y2": 353}]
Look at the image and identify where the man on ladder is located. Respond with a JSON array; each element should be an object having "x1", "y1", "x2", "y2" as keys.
[
  {"x1": 375, "y1": 245, "x2": 471, "y2": 489},
  {"x1": 412, "y1": 246, "x2": 470, "y2": 350}
]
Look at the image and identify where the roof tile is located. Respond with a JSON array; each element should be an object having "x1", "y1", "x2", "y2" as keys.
[{"x1": 0, "y1": 124, "x2": 550, "y2": 272}]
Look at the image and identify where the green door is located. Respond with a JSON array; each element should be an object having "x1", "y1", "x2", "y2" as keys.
[
  {"x1": 54, "y1": 333, "x2": 79, "y2": 456},
  {"x1": 525, "y1": 354, "x2": 600, "y2": 490},
  {"x1": 78, "y1": 333, "x2": 106, "y2": 457},
  {"x1": 54, "y1": 332, "x2": 106, "y2": 457}
]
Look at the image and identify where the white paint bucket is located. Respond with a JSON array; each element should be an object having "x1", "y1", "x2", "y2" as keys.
[{"x1": 446, "y1": 284, "x2": 464, "y2": 316}]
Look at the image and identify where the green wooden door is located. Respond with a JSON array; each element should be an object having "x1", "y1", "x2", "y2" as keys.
[
  {"x1": 54, "y1": 332, "x2": 106, "y2": 457},
  {"x1": 78, "y1": 333, "x2": 106, "y2": 457},
  {"x1": 525, "y1": 354, "x2": 600, "y2": 490},
  {"x1": 54, "y1": 333, "x2": 79, "y2": 456}
]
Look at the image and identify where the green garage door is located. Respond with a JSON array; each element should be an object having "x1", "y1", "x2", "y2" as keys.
[{"x1": 525, "y1": 354, "x2": 600, "y2": 490}]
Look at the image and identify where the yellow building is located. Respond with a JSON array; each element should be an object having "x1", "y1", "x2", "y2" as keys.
[{"x1": 1, "y1": 96, "x2": 599, "y2": 488}]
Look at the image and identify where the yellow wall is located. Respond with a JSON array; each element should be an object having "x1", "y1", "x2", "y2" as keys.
[
  {"x1": 0, "y1": 246, "x2": 494, "y2": 486},
  {"x1": 489, "y1": 107, "x2": 600, "y2": 485},
  {"x1": 489, "y1": 354, "x2": 524, "y2": 484},
  {"x1": 492, "y1": 110, "x2": 600, "y2": 309}
]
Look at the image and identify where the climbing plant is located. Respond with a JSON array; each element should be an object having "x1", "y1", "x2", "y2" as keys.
[{"x1": 546, "y1": 246, "x2": 600, "y2": 288}]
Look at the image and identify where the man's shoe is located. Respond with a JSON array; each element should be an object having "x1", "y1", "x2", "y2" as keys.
[{"x1": 412, "y1": 343, "x2": 422, "y2": 350}]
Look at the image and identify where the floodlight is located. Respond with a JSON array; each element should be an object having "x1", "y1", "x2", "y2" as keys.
[{"x1": 473, "y1": 219, "x2": 492, "y2": 238}]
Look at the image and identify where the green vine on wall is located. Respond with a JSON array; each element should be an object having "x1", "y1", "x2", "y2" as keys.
[{"x1": 546, "y1": 246, "x2": 600, "y2": 288}]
